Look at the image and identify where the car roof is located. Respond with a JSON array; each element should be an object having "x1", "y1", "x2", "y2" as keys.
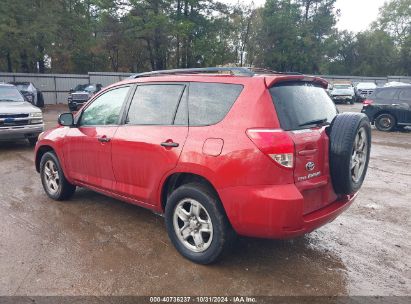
[
  {"x1": 113, "y1": 73, "x2": 328, "y2": 90},
  {"x1": 0, "y1": 83, "x2": 17, "y2": 87},
  {"x1": 9, "y1": 81, "x2": 30, "y2": 85},
  {"x1": 376, "y1": 85, "x2": 411, "y2": 90}
]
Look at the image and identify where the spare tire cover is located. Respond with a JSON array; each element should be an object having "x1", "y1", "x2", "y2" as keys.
[{"x1": 328, "y1": 113, "x2": 371, "y2": 195}]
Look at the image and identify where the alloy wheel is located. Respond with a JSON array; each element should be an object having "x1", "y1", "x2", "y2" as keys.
[
  {"x1": 43, "y1": 160, "x2": 60, "y2": 194},
  {"x1": 173, "y1": 198, "x2": 213, "y2": 253},
  {"x1": 351, "y1": 127, "x2": 368, "y2": 183}
]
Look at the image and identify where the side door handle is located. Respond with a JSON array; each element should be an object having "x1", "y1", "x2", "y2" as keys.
[
  {"x1": 161, "y1": 141, "x2": 179, "y2": 148},
  {"x1": 98, "y1": 136, "x2": 111, "y2": 143}
]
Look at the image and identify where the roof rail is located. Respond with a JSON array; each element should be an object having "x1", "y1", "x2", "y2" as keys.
[
  {"x1": 245, "y1": 67, "x2": 303, "y2": 75},
  {"x1": 128, "y1": 67, "x2": 303, "y2": 79},
  {"x1": 129, "y1": 67, "x2": 255, "y2": 78}
]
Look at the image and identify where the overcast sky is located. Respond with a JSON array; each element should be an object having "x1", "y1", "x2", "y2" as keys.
[{"x1": 219, "y1": 0, "x2": 387, "y2": 33}]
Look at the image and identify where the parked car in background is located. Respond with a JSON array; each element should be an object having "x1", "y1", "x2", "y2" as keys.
[
  {"x1": 68, "y1": 83, "x2": 102, "y2": 111},
  {"x1": 355, "y1": 82, "x2": 377, "y2": 102},
  {"x1": 0, "y1": 83, "x2": 44, "y2": 146},
  {"x1": 362, "y1": 86, "x2": 411, "y2": 131},
  {"x1": 35, "y1": 67, "x2": 371, "y2": 264},
  {"x1": 330, "y1": 83, "x2": 355, "y2": 104},
  {"x1": 9, "y1": 81, "x2": 44, "y2": 108}
]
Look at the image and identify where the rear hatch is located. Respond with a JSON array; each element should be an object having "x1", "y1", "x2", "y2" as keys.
[{"x1": 269, "y1": 81, "x2": 339, "y2": 214}]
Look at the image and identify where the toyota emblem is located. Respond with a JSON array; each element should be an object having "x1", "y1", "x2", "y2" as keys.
[{"x1": 306, "y1": 162, "x2": 315, "y2": 171}]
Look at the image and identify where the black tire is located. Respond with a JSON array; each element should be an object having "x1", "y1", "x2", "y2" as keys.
[
  {"x1": 40, "y1": 152, "x2": 76, "y2": 200},
  {"x1": 28, "y1": 136, "x2": 38, "y2": 147},
  {"x1": 36, "y1": 91, "x2": 44, "y2": 108},
  {"x1": 165, "y1": 183, "x2": 235, "y2": 264},
  {"x1": 329, "y1": 113, "x2": 371, "y2": 195},
  {"x1": 350, "y1": 98, "x2": 355, "y2": 104},
  {"x1": 375, "y1": 113, "x2": 396, "y2": 132}
]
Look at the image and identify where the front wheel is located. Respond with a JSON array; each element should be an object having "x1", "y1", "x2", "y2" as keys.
[
  {"x1": 165, "y1": 183, "x2": 235, "y2": 264},
  {"x1": 375, "y1": 113, "x2": 396, "y2": 132},
  {"x1": 40, "y1": 152, "x2": 76, "y2": 200}
]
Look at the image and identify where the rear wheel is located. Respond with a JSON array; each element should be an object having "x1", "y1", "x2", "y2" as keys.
[
  {"x1": 329, "y1": 113, "x2": 371, "y2": 195},
  {"x1": 40, "y1": 152, "x2": 76, "y2": 200},
  {"x1": 165, "y1": 183, "x2": 235, "y2": 264},
  {"x1": 375, "y1": 113, "x2": 396, "y2": 132}
]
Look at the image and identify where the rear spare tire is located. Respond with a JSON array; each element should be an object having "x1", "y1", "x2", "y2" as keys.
[{"x1": 329, "y1": 113, "x2": 371, "y2": 195}]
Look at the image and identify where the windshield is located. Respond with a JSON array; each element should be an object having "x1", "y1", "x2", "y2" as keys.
[
  {"x1": 270, "y1": 82, "x2": 338, "y2": 131},
  {"x1": 334, "y1": 85, "x2": 351, "y2": 90},
  {"x1": 74, "y1": 84, "x2": 96, "y2": 92},
  {"x1": 13, "y1": 83, "x2": 30, "y2": 91},
  {"x1": 0, "y1": 86, "x2": 25, "y2": 102}
]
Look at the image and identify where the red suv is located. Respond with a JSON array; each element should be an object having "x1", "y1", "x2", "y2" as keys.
[{"x1": 35, "y1": 67, "x2": 371, "y2": 264}]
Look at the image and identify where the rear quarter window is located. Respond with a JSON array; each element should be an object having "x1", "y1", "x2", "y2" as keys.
[
  {"x1": 188, "y1": 82, "x2": 243, "y2": 126},
  {"x1": 269, "y1": 82, "x2": 337, "y2": 131},
  {"x1": 399, "y1": 88, "x2": 411, "y2": 102}
]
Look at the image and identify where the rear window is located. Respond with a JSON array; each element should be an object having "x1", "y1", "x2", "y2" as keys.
[
  {"x1": 188, "y1": 83, "x2": 243, "y2": 126},
  {"x1": 269, "y1": 82, "x2": 337, "y2": 131}
]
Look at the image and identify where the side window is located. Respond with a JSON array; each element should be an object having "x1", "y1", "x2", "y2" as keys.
[
  {"x1": 174, "y1": 89, "x2": 188, "y2": 125},
  {"x1": 80, "y1": 86, "x2": 130, "y2": 126},
  {"x1": 376, "y1": 89, "x2": 397, "y2": 100},
  {"x1": 399, "y1": 89, "x2": 411, "y2": 102},
  {"x1": 188, "y1": 83, "x2": 243, "y2": 126},
  {"x1": 126, "y1": 84, "x2": 185, "y2": 125}
]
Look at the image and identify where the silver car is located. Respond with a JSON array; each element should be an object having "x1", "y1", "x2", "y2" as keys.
[{"x1": 0, "y1": 84, "x2": 44, "y2": 146}]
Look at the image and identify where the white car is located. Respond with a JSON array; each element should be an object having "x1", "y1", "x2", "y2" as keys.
[
  {"x1": 355, "y1": 82, "x2": 377, "y2": 101},
  {"x1": 0, "y1": 84, "x2": 44, "y2": 146}
]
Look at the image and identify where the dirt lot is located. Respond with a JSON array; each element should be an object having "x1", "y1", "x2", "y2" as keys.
[{"x1": 0, "y1": 103, "x2": 410, "y2": 296}]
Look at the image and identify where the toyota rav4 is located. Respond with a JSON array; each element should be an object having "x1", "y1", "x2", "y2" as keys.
[{"x1": 34, "y1": 67, "x2": 371, "y2": 264}]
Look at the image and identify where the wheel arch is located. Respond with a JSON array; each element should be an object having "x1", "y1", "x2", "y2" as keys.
[
  {"x1": 160, "y1": 172, "x2": 222, "y2": 212},
  {"x1": 35, "y1": 145, "x2": 55, "y2": 172},
  {"x1": 372, "y1": 110, "x2": 398, "y2": 124}
]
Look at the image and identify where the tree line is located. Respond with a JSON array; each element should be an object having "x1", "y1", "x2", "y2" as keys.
[{"x1": 0, "y1": 0, "x2": 410, "y2": 76}]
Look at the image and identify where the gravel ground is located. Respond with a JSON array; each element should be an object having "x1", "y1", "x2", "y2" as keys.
[{"x1": 0, "y1": 103, "x2": 409, "y2": 296}]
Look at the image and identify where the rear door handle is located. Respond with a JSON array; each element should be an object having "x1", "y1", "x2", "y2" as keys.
[
  {"x1": 98, "y1": 136, "x2": 111, "y2": 143},
  {"x1": 161, "y1": 141, "x2": 179, "y2": 148}
]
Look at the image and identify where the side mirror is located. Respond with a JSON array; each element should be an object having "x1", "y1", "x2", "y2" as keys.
[{"x1": 58, "y1": 113, "x2": 74, "y2": 126}]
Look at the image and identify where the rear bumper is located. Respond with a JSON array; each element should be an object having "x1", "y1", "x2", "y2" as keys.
[
  {"x1": 219, "y1": 184, "x2": 356, "y2": 239},
  {"x1": 0, "y1": 124, "x2": 44, "y2": 140}
]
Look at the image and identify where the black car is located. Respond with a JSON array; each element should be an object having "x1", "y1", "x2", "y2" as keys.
[
  {"x1": 9, "y1": 82, "x2": 44, "y2": 108},
  {"x1": 68, "y1": 83, "x2": 102, "y2": 111},
  {"x1": 361, "y1": 86, "x2": 411, "y2": 131}
]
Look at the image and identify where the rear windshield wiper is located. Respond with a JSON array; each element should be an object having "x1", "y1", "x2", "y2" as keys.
[{"x1": 299, "y1": 118, "x2": 329, "y2": 127}]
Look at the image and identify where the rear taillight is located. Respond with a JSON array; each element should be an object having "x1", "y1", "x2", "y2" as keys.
[
  {"x1": 363, "y1": 99, "x2": 374, "y2": 106},
  {"x1": 246, "y1": 129, "x2": 295, "y2": 168}
]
